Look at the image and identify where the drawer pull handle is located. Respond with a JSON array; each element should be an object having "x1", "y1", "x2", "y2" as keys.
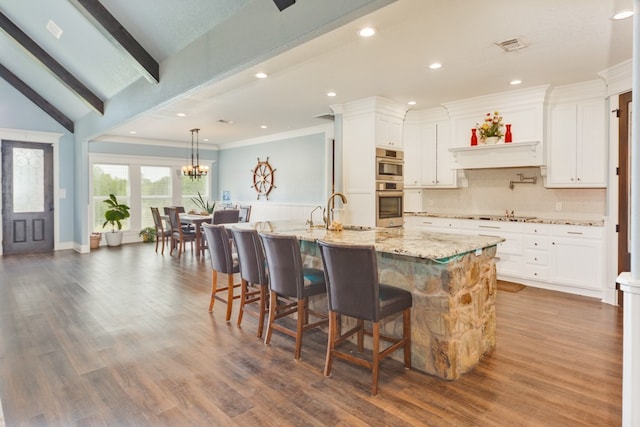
[
  {"x1": 534, "y1": 257, "x2": 538, "y2": 261},
  {"x1": 479, "y1": 225, "x2": 501, "y2": 229},
  {"x1": 534, "y1": 242, "x2": 538, "y2": 246},
  {"x1": 567, "y1": 231, "x2": 583, "y2": 235},
  {"x1": 478, "y1": 234, "x2": 500, "y2": 238}
]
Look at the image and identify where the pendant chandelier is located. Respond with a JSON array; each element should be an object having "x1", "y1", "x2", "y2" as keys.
[{"x1": 182, "y1": 128, "x2": 208, "y2": 180}]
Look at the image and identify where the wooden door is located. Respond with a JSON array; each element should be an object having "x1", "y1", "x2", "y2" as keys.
[
  {"x1": 618, "y1": 91, "x2": 632, "y2": 305},
  {"x1": 1, "y1": 140, "x2": 54, "y2": 254}
]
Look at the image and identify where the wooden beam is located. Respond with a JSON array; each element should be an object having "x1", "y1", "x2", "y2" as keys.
[
  {"x1": 0, "y1": 62, "x2": 74, "y2": 133},
  {"x1": 0, "y1": 12, "x2": 104, "y2": 115},
  {"x1": 69, "y1": 0, "x2": 159, "y2": 84}
]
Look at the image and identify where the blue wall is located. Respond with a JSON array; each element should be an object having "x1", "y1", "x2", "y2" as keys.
[
  {"x1": 0, "y1": 80, "x2": 75, "y2": 244},
  {"x1": 218, "y1": 133, "x2": 327, "y2": 204}
]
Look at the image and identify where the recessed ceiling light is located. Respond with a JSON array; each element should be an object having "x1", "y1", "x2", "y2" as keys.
[
  {"x1": 260, "y1": 125, "x2": 268, "y2": 129},
  {"x1": 429, "y1": 63, "x2": 442, "y2": 70},
  {"x1": 510, "y1": 79, "x2": 522, "y2": 85},
  {"x1": 408, "y1": 101, "x2": 416, "y2": 106},
  {"x1": 129, "y1": 131, "x2": 137, "y2": 134},
  {"x1": 218, "y1": 119, "x2": 234, "y2": 124},
  {"x1": 612, "y1": 9, "x2": 633, "y2": 20},
  {"x1": 255, "y1": 72, "x2": 268, "y2": 79},
  {"x1": 327, "y1": 91, "x2": 337, "y2": 97},
  {"x1": 203, "y1": 138, "x2": 209, "y2": 142},
  {"x1": 176, "y1": 113, "x2": 186, "y2": 117},
  {"x1": 359, "y1": 27, "x2": 375, "y2": 37},
  {"x1": 46, "y1": 20, "x2": 63, "y2": 39}
]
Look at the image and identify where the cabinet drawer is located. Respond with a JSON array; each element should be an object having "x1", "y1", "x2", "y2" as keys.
[
  {"x1": 496, "y1": 254, "x2": 522, "y2": 277},
  {"x1": 524, "y1": 264, "x2": 549, "y2": 280},
  {"x1": 550, "y1": 225, "x2": 604, "y2": 239},
  {"x1": 524, "y1": 249, "x2": 548, "y2": 265},
  {"x1": 522, "y1": 223, "x2": 551, "y2": 235},
  {"x1": 524, "y1": 235, "x2": 549, "y2": 250}
]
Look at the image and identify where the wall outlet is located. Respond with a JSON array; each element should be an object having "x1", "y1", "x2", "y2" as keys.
[{"x1": 555, "y1": 202, "x2": 562, "y2": 211}]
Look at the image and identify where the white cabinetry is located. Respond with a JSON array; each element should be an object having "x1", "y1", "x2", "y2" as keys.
[
  {"x1": 546, "y1": 81, "x2": 607, "y2": 188},
  {"x1": 404, "y1": 216, "x2": 605, "y2": 298},
  {"x1": 376, "y1": 114, "x2": 403, "y2": 149},
  {"x1": 404, "y1": 189, "x2": 423, "y2": 213},
  {"x1": 403, "y1": 108, "x2": 457, "y2": 188}
]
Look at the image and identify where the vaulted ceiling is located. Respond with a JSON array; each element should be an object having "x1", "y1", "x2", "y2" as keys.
[{"x1": 0, "y1": 0, "x2": 633, "y2": 147}]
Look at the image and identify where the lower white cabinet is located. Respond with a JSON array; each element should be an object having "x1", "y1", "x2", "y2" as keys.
[{"x1": 404, "y1": 216, "x2": 605, "y2": 297}]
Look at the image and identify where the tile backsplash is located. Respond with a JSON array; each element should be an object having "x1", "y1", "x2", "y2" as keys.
[{"x1": 419, "y1": 167, "x2": 606, "y2": 220}]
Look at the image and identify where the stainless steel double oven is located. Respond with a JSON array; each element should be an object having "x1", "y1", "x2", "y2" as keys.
[{"x1": 375, "y1": 148, "x2": 404, "y2": 227}]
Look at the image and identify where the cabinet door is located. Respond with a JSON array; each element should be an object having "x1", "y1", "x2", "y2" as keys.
[
  {"x1": 551, "y1": 237, "x2": 602, "y2": 290},
  {"x1": 404, "y1": 189, "x2": 423, "y2": 212},
  {"x1": 376, "y1": 115, "x2": 403, "y2": 148},
  {"x1": 576, "y1": 100, "x2": 607, "y2": 186},
  {"x1": 403, "y1": 122, "x2": 421, "y2": 186},
  {"x1": 420, "y1": 122, "x2": 437, "y2": 185},
  {"x1": 547, "y1": 104, "x2": 578, "y2": 185},
  {"x1": 435, "y1": 121, "x2": 456, "y2": 187}
]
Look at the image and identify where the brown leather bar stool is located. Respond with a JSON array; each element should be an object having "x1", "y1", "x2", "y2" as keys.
[
  {"x1": 259, "y1": 233, "x2": 328, "y2": 360},
  {"x1": 230, "y1": 228, "x2": 268, "y2": 337},
  {"x1": 202, "y1": 224, "x2": 241, "y2": 322},
  {"x1": 317, "y1": 240, "x2": 412, "y2": 396}
]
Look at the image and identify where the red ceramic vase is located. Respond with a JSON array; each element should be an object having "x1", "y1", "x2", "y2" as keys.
[
  {"x1": 505, "y1": 124, "x2": 512, "y2": 143},
  {"x1": 471, "y1": 128, "x2": 478, "y2": 146}
]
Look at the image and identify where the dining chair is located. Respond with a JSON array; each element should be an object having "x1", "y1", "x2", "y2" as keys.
[
  {"x1": 202, "y1": 224, "x2": 242, "y2": 321},
  {"x1": 238, "y1": 205, "x2": 252, "y2": 223},
  {"x1": 212, "y1": 209, "x2": 240, "y2": 224},
  {"x1": 230, "y1": 228, "x2": 268, "y2": 337},
  {"x1": 167, "y1": 207, "x2": 196, "y2": 257},
  {"x1": 317, "y1": 240, "x2": 412, "y2": 396},
  {"x1": 150, "y1": 207, "x2": 171, "y2": 255},
  {"x1": 259, "y1": 232, "x2": 327, "y2": 360}
]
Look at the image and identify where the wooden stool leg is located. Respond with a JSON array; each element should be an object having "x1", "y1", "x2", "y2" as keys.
[
  {"x1": 264, "y1": 291, "x2": 278, "y2": 345},
  {"x1": 371, "y1": 321, "x2": 380, "y2": 396},
  {"x1": 237, "y1": 279, "x2": 248, "y2": 326},
  {"x1": 257, "y1": 285, "x2": 267, "y2": 338},
  {"x1": 324, "y1": 311, "x2": 337, "y2": 377},
  {"x1": 208, "y1": 270, "x2": 218, "y2": 312},
  {"x1": 225, "y1": 273, "x2": 234, "y2": 322},
  {"x1": 294, "y1": 299, "x2": 305, "y2": 360}
]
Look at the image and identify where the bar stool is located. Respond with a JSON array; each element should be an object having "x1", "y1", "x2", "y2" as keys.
[
  {"x1": 230, "y1": 228, "x2": 269, "y2": 337},
  {"x1": 259, "y1": 233, "x2": 328, "y2": 360},
  {"x1": 317, "y1": 240, "x2": 412, "y2": 396},
  {"x1": 202, "y1": 224, "x2": 241, "y2": 321}
]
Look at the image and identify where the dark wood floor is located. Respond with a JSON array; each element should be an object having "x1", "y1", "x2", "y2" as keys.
[{"x1": 0, "y1": 244, "x2": 623, "y2": 426}]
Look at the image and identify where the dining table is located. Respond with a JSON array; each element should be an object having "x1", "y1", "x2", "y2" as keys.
[{"x1": 161, "y1": 212, "x2": 211, "y2": 256}]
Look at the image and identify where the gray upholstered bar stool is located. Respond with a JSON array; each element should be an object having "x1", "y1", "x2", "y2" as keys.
[
  {"x1": 230, "y1": 228, "x2": 269, "y2": 337},
  {"x1": 317, "y1": 240, "x2": 412, "y2": 396},
  {"x1": 202, "y1": 223, "x2": 241, "y2": 322},
  {"x1": 259, "y1": 233, "x2": 328, "y2": 360}
]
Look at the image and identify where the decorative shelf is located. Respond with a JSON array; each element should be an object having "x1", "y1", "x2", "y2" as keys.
[{"x1": 449, "y1": 141, "x2": 543, "y2": 169}]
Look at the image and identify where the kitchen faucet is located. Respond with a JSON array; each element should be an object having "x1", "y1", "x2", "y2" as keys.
[
  {"x1": 306, "y1": 205, "x2": 323, "y2": 228},
  {"x1": 325, "y1": 192, "x2": 348, "y2": 229}
]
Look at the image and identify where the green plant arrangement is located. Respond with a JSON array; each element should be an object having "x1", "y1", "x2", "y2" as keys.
[
  {"x1": 138, "y1": 227, "x2": 156, "y2": 243},
  {"x1": 192, "y1": 191, "x2": 215, "y2": 214},
  {"x1": 102, "y1": 194, "x2": 131, "y2": 232}
]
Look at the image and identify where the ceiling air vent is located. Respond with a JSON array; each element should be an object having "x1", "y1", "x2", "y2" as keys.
[{"x1": 496, "y1": 37, "x2": 527, "y2": 52}]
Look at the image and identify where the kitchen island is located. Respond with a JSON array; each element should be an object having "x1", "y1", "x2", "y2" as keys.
[{"x1": 234, "y1": 220, "x2": 504, "y2": 380}]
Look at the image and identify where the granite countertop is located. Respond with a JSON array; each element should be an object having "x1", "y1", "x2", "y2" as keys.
[
  {"x1": 233, "y1": 220, "x2": 504, "y2": 261},
  {"x1": 405, "y1": 212, "x2": 605, "y2": 227}
]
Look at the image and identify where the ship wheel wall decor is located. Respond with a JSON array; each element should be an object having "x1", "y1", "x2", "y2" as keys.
[{"x1": 251, "y1": 157, "x2": 276, "y2": 200}]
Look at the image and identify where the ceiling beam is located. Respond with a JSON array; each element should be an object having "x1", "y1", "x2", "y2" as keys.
[
  {"x1": 69, "y1": 0, "x2": 159, "y2": 84},
  {"x1": 0, "y1": 12, "x2": 104, "y2": 115},
  {"x1": 0, "y1": 62, "x2": 74, "y2": 133}
]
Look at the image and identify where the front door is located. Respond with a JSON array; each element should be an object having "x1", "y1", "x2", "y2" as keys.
[
  {"x1": 1, "y1": 140, "x2": 54, "y2": 254},
  {"x1": 618, "y1": 91, "x2": 632, "y2": 305}
]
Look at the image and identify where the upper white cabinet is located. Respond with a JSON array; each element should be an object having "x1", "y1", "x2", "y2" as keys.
[
  {"x1": 545, "y1": 81, "x2": 607, "y2": 188},
  {"x1": 376, "y1": 114, "x2": 403, "y2": 149},
  {"x1": 403, "y1": 108, "x2": 457, "y2": 188}
]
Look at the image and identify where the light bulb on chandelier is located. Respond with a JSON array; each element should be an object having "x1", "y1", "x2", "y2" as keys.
[{"x1": 182, "y1": 128, "x2": 209, "y2": 180}]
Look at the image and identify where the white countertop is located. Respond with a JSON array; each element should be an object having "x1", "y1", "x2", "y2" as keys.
[{"x1": 405, "y1": 212, "x2": 604, "y2": 227}]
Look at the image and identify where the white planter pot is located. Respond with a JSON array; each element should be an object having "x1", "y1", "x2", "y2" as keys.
[{"x1": 104, "y1": 231, "x2": 123, "y2": 246}]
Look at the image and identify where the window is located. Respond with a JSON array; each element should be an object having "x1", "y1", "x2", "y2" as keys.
[
  {"x1": 92, "y1": 164, "x2": 130, "y2": 232},
  {"x1": 182, "y1": 176, "x2": 209, "y2": 213},
  {"x1": 141, "y1": 166, "x2": 172, "y2": 228}
]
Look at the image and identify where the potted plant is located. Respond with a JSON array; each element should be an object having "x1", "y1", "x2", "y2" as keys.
[
  {"x1": 90, "y1": 232, "x2": 102, "y2": 249},
  {"x1": 138, "y1": 227, "x2": 156, "y2": 243},
  {"x1": 102, "y1": 194, "x2": 131, "y2": 246},
  {"x1": 192, "y1": 191, "x2": 215, "y2": 214}
]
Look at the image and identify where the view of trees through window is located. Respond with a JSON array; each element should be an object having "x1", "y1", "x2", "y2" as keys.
[
  {"x1": 92, "y1": 161, "x2": 210, "y2": 233},
  {"x1": 92, "y1": 164, "x2": 129, "y2": 232}
]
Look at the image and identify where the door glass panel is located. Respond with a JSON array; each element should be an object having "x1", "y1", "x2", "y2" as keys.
[{"x1": 13, "y1": 148, "x2": 44, "y2": 213}]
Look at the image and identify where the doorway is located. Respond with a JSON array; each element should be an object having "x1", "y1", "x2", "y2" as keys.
[
  {"x1": 1, "y1": 140, "x2": 54, "y2": 254},
  {"x1": 618, "y1": 91, "x2": 632, "y2": 304}
]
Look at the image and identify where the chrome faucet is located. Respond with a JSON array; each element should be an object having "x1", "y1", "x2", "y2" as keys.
[
  {"x1": 306, "y1": 205, "x2": 323, "y2": 228},
  {"x1": 325, "y1": 192, "x2": 348, "y2": 229}
]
